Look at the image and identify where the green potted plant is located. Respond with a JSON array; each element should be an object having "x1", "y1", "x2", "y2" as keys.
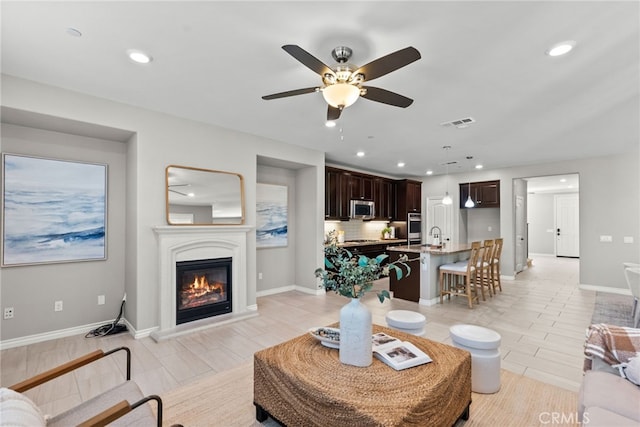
[
  {"x1": 314, "y1": 231, "x2": 415, "y2": 366},
  {"x1": 315, "y1": 233, "x2": 411, "y2": 302},
  {"x1": 381, "y1": 226, "x2": 393, "y2": 239}
]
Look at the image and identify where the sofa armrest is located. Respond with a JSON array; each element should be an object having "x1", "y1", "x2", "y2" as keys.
[{"x1": 583, "y1": 324, "x2": 640, "y2": 371}]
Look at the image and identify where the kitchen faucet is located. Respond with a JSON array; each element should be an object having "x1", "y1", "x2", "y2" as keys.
[{"x1": 429, "y1": 226, "x2": 443, "y2": 246}]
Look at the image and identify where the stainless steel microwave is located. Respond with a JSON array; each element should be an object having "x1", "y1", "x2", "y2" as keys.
[{"x1": 350, "y1": 200, "x2": 375, "y2": 220}]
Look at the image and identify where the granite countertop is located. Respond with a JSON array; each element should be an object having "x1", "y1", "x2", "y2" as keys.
[
  {"x1": 387, "y1": 243, "x2": 473, "y2": 255},
  {"x1": 330, "y1": 238, "x2": 406, "y2": 248}
]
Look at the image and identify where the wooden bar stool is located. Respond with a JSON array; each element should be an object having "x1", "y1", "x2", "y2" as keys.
[
  {"x1": 478, "y1": 239, "x2": 495, "y2": 299},
  {"x1": 491, "y1": 238, "x2": 504, "y2": 293},
  {"x1": 439, "y1": 241, "x2": 481, "y2": 308}
]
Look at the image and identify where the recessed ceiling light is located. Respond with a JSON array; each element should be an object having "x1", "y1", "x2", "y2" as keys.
[
  {"x1": 475, "y1": 164, "x2": 483, "y2": 169},
  {"x1": 425, "y1": 170, "x2": 433, "y2": 175},
  {"x1": 397, "y1": 162, "x2": 405, "y2": 168},
  {"x1": 546, "y1": 40, "x2": 576, "y2": 57},
  {"x1": 356, "y1": 151, "x2": 365, "y2": 157},
  {"x1": 560, "y1": 178, "x2": 567, "y2": 182},
  {"x1": 66, "y1": 27, "x2": 82, "y2": 37},
  {"x1": 325, "y1": 121, "x2": 336, "y2": 128},
  {"x1": 127, "y1": 49, "x2": 153, "y2": 64}
]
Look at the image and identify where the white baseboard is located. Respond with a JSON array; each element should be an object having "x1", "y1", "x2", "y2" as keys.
[
  {"x1": 256, "y1": 285, "x2": 295, "y2": 297},
  {"x1": 418, "y1": 297, "x2": 440, "y2": 306},
  {"x1": 579, "y1": 284, "x2": 632, "y2": 296},
  {"x1": 256, "y1": 284, "x2": 324, "y2": 298},
  {"x1": 0, "y1": 318, "x2": 130, "y2": 350}
]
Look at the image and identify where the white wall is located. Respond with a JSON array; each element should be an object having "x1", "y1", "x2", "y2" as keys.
[
  {"x1": 1, "y1": 124, "x2": 127, "y2": 339},
  {"x1": 423, "y1": 153, "x2": 640, "y2": 290},
  {"x1": 528, "y1": 193, "x2": 556, "y2": 255},
  {"x1": 256, "y1": 165, "x2": 297, "y2": 293},
  {"x1": 462, "y1": 208, "x2": 501, "y2": 242},
  {"x1": 1, "y1": 75, "x2": 325, "y2": 342}
]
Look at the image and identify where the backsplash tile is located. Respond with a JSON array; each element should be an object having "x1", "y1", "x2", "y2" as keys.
[{"x1": 324, "y1": 220, "x2": 390, "y2": 242}]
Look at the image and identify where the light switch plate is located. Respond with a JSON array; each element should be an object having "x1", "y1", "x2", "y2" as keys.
[
  {"x1": 624, "y1": 236, "x2": 634, "y2": 244},
  {"x1": 600, "y1": 235, "x2": 613, "y2": 243}
]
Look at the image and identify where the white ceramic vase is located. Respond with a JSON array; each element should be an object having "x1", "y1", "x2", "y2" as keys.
[{"x1": 339, "y1": 298, "x2": 372, "y2": 367}]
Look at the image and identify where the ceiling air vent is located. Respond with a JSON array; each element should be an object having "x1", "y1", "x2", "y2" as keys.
[{"x1": 440, "y1": 117, "x2": 476, "y2": 129}]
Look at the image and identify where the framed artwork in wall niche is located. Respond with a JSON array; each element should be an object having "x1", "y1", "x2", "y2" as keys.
[
  {"x1": 256, "y1": 183, "x2": 288, "y2": 248},
  {"x1": 1, "y1": 153, "x2": 108, "y2": 266}
]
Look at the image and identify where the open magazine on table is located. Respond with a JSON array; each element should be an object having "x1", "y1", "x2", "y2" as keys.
[{"x1": 371, "y1": 332, "x2": 433, "y2": 371}]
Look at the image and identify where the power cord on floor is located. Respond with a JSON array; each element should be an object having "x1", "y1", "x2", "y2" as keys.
[{"x1": 85, "y1": 298, "x2": 127, "y2": 338}]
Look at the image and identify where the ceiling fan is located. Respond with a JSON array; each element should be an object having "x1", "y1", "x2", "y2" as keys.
[{"x1": 262, "y1": 45, "x2": 421, "y2": 120}]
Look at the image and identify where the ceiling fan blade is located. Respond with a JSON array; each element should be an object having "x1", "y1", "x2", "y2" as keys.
[
  {"x1": 361, "y1": 86, "x2": 414, "y2": 108},
  {"x1": 262, "y1": 87, "x2": 319, "y2": 100},
  {"x1": 354, "y1": 47, "x2": 421, "y2": 82},
  {"x1": 327, "y1": 105, "x2": 342, "y2": 121},
  {"x1": 282, "y1": 45, "x2": 336, "y2": 78}
]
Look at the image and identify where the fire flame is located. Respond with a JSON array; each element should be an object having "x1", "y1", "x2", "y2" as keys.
[{"x1": 187, "y1": 275, "x2": 223, "y2": 298}]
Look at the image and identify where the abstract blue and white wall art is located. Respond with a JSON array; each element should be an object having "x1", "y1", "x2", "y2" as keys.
[
  {"x1": 256, "y1": 183, "x2": 287, "y2": 248},
  {"x1": 2, "y1": 154, "x2": 107, "y2": 266}
]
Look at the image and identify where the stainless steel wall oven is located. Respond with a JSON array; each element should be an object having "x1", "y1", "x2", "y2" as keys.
[{"x1": 408, "y1": 212, "x2": 422, "y2": 244}]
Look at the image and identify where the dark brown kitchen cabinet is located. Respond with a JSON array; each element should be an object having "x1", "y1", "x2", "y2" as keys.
[
  {"x1": 374, "y1": 178, "x2": 395, "y2": 220},
  {"x1": 325, "y1": 166, "x2": 395, "y2": 220},
  {"x1": 395, "y1": 179, "x2": 421, "y2": 220},
  {"x1": 347, "y1": 173, "x2": 374, "y2": 201},
  {"x1": 388, "y1": 250, "x2": 420, "y2": 302},
  {"x1": 325, "y1": 167, "x2": 349, "y2": 219},
  {"x1": 459, "y1": 180, "x2": 500, "y2": 208},
  {"x1": 324, "y1": 167, "x2": 422, "y2": 221}
]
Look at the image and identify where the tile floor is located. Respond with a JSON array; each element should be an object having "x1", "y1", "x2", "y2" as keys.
[{"x1": 1, "y1": 255, "x2": 596, "y2": 418}]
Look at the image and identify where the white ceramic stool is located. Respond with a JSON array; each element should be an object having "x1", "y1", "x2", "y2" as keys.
[
  {"x1": 385, "y1": 310, "x2": 426, "y2": 336},
  {"x1": 449, "y1": 324, "x2": 501, "y2": 394}
]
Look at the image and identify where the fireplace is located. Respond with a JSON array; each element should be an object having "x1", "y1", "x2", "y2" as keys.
[
  {"x1": 176, "y1": 257, "x2": 232, "y2": 324},
  {"x1": 152, "y1": 225, "x2": 256, "y2": 342}
]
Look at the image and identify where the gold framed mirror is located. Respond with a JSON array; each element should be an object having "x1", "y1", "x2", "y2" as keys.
[{"x1": 166, "y1": 165, "x2": 245, "y2": 225}]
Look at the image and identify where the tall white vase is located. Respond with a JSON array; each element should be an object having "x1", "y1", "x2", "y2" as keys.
[{"x1": 339, "y1": 298, "x2": 372, "y2": 367}]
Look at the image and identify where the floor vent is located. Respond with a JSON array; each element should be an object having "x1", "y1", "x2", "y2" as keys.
[{"x1": 440, "y1": 117, "x2": 476, "y2": 128}]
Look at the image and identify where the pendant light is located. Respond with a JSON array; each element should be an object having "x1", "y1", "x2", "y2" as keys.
[
  {"x1": 464, "y1": 156, "x2": 475, "y2": 208},
  {"x1": 442, "y1": 146, "x2": 452, "y2": 205}
]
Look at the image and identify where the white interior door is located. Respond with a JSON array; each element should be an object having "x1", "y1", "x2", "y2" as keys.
[
  {"x1": 555, "y1": 193, "x2": 580, "y2": 257},
  {"x1": 426, "y1": 197, "x2": 453, "y2": 245},
  {"x1": 514, "y1": 179, "x2": 528, "y2": 273}
]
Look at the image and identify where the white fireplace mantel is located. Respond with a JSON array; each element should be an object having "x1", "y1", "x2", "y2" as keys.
[{"x1": 151, "y1": 225, "x2": 256, "y2": 341}]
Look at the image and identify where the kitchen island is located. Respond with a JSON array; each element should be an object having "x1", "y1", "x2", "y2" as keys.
[{"x1": 388, "y1": 243, "x2": 472, "y2": 305}]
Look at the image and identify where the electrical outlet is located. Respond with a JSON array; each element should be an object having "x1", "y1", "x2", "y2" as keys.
[
  {"x1": 98, "y1": 295, "x2": 105, "y2": 305},
  {"x1": 599, "y1": 235, "x2": 613, "y2": 243},
  {"x1": 258, "y1": 272, "x2": 263, "y2": 280},
  {"x1": 54, "y1": 300, "x2": 63, "y2": 312},
  {"x1": 4, "y1": 307, "x2": 14, "y2": 319}
]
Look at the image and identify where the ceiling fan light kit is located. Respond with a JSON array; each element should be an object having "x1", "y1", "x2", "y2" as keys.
[
  {"x1": 263, "y1": 44, "x2": 421, "y2": 120},
  {"x1": 322, "y1": 83, "x2": 360, "y2": 109}
]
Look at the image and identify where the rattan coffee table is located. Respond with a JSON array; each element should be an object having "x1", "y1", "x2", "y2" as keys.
[{"x1": 253, "y1": 324, "x2": 471, "y2": 426}]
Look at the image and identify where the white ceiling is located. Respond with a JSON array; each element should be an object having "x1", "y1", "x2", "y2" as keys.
[
  {"x1": 1, "y1": 1, "x2": 638, "y2": 179},
  {"x1": 525, "y1": 174, "x2": 579, "y2": 194}
]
